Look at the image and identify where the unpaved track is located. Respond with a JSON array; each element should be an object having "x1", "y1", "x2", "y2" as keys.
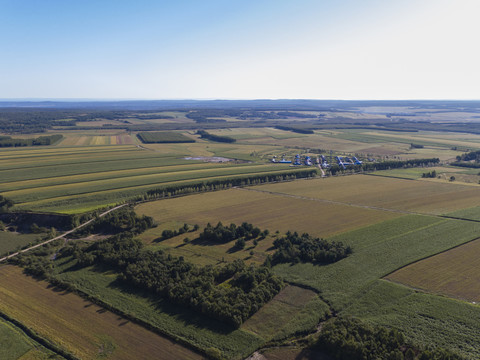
[{"x1": 0, "y1": 204, "x2": 127, "y2": 263}]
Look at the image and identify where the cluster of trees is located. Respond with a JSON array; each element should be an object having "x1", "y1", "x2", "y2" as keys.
[
  {"x1": 410, "y1": 143, "x2": 424, "y2": 149},
  {"x1": 136, "y1": 169, "x2": 318, "y2": 202},
  {"x1": 196, "y1": 130, "x2": 236, "y2": 143},
  {"x1": 275, "y1": 125, "x2": 314, "y2": 134},
  {"x1": 315, "y1": 317, "x2": 464, "y2": 360},
  {"x1": 455, "y1": 149, "x2": 480, "y2": 162},
  {"x1": 270, "y1": 231, "x2": 351, "y2": 265},
  {"x1": 422, "y1": 170, "x2": 437, "y2": 178},
  {"x1": 198, "y1": 222, "x2": 265, "y2": 244},
  {"x1": 0, "y1": 134, "x2": 62, "y2": 147},
  {"x1": 160, "y1": 223, "x2": 198, "y2": 240},
  {"x1": 72, "y1": 208, "x2": 155, "y2": 238},
  {"x1": 68, "y1": 234, "x2": 283, "y2": 327}
]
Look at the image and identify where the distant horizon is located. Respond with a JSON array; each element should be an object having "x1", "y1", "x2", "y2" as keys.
[{"x1": 1, "y1": 98, "x2": 480, "y2": 102}]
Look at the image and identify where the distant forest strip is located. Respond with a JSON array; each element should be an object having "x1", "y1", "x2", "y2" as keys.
[
  {"x1": 328, "y1": 158, "x2": 440, "y2": 175},
  {"x1": 275, "y1": 125, "x2": 314, "y2": 134},
  {"x1": 137, "y1": 131, "x2": 195, "y2": 144},
  {"x1": 0, "y1": 134, "x2": 62, "y2": 147},
  {"x1": 196, "y1": 130, "x2": 236, "y2": 143}
]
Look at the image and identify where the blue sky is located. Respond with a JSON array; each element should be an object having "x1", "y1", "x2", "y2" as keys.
[{"x1": 1, "y1": 0, "x2": 479, "y2": 99}]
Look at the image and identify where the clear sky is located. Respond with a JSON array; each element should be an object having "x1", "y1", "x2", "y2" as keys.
[{"x1": 1, "y1": 0, "x2": 479, "y2": 100}]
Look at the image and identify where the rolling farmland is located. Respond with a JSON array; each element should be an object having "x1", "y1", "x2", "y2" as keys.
[
  {"x1": 3, "y1": 105, "x2": 480, "y2": 359},
  {"x1": 0, "y1": 144, "x2": 302, "y2": 213}
]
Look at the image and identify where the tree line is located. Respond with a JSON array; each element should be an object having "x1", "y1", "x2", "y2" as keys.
[
  {"x1": 270, "y1": 231, "x2": 352, "y2": 265},
  {"x1": 327, "y1": 158, "x2": 440, "y2": 175},
  {"x1": 0, "y1": 134, "x2": 62, "y2": 147},
  {"x1": 135, "y1": 169, "x2": 318, "y2": 202},
  {"x1": 315, "y1": 317, "x2": 464, "y2": 360},
  {"x1": 196, "y1": 130, "x2": 236, "y2": 143},
  {"x1": 66, "y1": 233, "x2": 283, "y2": 328},
  {"x1": 275, "y1": 125, "x2": 314, "y2": 134}
]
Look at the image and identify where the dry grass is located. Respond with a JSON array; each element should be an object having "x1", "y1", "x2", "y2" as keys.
[
  {"x1": 386, "y1": 238, "x2": 480, "y2": 303},
  {"x1": 0, "y1": 265, "x2": 203, "y2": 360}
]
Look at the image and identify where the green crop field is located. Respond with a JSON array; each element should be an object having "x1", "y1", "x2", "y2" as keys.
[{"x1": 0, "y1": 143, "x2": 308, "y2": 213}]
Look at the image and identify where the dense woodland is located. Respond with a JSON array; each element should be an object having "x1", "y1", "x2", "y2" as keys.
[
  {"x1": 66, "y1": 234, "x2": 283, "y2": 327},
  {"x1": 315, "y1": 317, "x2": 464, "y2": 360}
]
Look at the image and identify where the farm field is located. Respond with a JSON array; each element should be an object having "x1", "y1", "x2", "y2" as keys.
[
  {"x1": 135, "y1": 181, "x2": 480, "y2": 358},
  {"x1": 256, "y1": 174, "x2": 480, "y2": 215},
  {"x1": 386, "y1": 238, "x2": 480, "y2": 303},
  {"x1": 0, "y1": 265, "x2": 204, "y2": 360},
  {"x1": 0, "y1": 143, "x2": 305, "y2": 213},
  {"x1": 273, "y1": 216, "x2": 480, "y2": 358},
  {"x1": 59, "y1": 133, "x2": 136, "y2": 146},
  {"x1": 136, "y1": 187, "x2": 400, "y2": 265},
  {"x1": 372, "y1": 166, "x2": 480, "y2": 185}
]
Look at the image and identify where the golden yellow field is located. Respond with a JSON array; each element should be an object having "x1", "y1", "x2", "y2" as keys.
[
  {"x1": 256, "y1": 175, "x2": 480, "y2": 215},
  {"x1": 0, "y1": 265, "x2": 202, "y2": 360},
  {"x1": 386, "y1": 239, "x2": 480, "y2": 303}
]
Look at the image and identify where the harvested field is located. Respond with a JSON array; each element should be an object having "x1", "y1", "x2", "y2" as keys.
[
  {"x1": 136, "y1": 188, "x2": 400, "y2": 261},
  {"x1": 256, "y1": 175, "x2": 480, "y2": 215},
  {"x1": 0, "y1": 265, "x2": 203, "y2": 360},
  {"x1": 386, "y1": 238, "x2": 480, "y2": 302}
]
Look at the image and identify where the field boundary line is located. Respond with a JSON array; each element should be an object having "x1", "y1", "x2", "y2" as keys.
[
  {"x1": 235, "y1": 187, "x2": 427, "y2": 216},
  {"x1": 382, "y1": 235, "x2": 480, "y2": 279},
  {"x1": 0, "y1": 204, "x2": 127, "y2": 263}
]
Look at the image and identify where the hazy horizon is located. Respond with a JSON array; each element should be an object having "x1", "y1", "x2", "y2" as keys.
[{"x1": 2, "y1": 0, "x2": 479, "y2": 100}]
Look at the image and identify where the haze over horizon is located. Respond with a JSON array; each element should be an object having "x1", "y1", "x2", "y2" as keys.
[{"x1": 1, "y1": 0, "x2": 479, "y2": 100}]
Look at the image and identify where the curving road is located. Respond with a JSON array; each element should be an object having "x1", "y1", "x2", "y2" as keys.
[{"x1": 0, "y1": 204, "x2": 127, "y2": 263}]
